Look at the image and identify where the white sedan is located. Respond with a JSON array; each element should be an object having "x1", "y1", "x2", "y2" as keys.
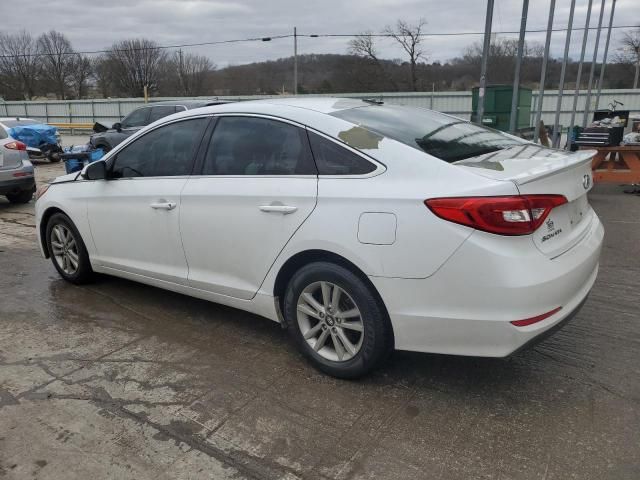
[{"x1": 34, "y1": 98, "x2": 604, "y2": 378}]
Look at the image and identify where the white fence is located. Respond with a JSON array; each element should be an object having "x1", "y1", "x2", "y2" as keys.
[{"x1": 1, "y1": 89, "x2": 639, "y2": 129}]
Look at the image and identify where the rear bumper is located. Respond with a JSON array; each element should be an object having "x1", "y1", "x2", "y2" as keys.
[
  {"x1": 371, "y1": 212, "x2": 604, "y2": 357},
  {"x1": 0, "y1": 161, "x2": 35, "y2": 195}
]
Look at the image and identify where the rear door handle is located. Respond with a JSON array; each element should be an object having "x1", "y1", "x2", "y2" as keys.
[
  {"x1": 259, "y1": 205, "x2": 298, "y2": 215},
  {"x1": 150, "y1": 201, "x2": 177, "y2": 210}
]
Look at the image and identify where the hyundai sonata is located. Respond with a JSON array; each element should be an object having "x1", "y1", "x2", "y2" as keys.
[{"x1": 35, "y1": 98, "x2": 603, "y2": 378}]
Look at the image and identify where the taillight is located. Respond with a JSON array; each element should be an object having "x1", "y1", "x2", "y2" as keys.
[
  {"x1": 511, "y1": 307, "x2": 562, "y2": 327},
  {"x1": 425, "y1": 195, "x2": 567, "y2": 236},
  {"x1": 4, "y1": 140, "x2": 27, "y2": 151},
  {"x1": 35, "y1": 184, "x2": 50, "y2": 201}
]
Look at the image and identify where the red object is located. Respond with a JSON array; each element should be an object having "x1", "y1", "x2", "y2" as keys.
[
  {"x1": 425, "y1": 195, "x2": 567, "y2": 236},
  {"x1": 12, "y1": 171, "x2": 31, "y2": 177},
  {"x1": 4, "y1": 140, "x2": 27, "y2": 151},
  {"x1": 510, "y1": 307, "x2": 563, "y2": 327}
]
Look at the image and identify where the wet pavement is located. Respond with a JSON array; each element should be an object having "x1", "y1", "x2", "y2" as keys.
[{"x1": 0, "y1": 158, "x2": 639, "y2": 479}]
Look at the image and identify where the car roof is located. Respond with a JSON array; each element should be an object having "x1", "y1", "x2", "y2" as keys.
[
  {"x1": 227, "y1": 97, "x2": 372, "y2": 114},
  {"x1": 166, "y1": 97, "x2": 381, "y2": 131},
  {"x1": 146, "y1": 100, "x2": 231, "y2": 109},
  {"x1": 0, "y1": 117, "x2": 37, "y2": 122}
]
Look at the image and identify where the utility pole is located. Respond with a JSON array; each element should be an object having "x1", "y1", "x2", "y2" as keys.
[
  {"x1": 552, "y1": 0, "x2": 576, "y2": 148},
  {"x1": 595, "y1": 0, "x2": 617, "y2": 111},
  {"x1": 533, "y1": 0, "x2": 556, "y2": 144},
  {"x1": 178, "y1": 48, "x2": 185, "y2": 96},
  {"x1": 476, "y1": 0, "x2": 495, "y2": 125},
  {"x1": 293, "y1": 26, "x2": 298, "y2": 95},
  {"x1": 568, "y1": 0, "x2": 594, "y2": 150},
  {"x1": 509, "y1": 0, "x2": 529, "y2": 132},
  {"x1": 583, "y1": 0, "x2": 606, "y2": 126}
]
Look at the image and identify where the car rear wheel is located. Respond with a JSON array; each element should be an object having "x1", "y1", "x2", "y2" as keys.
[
  {"x1": 46, "y1": 213, "x2": 94, "y2": 284},
  {"x1": 283, "y1": 262, "x2": 392, "y2": 378},
  {"x1": 6, "y1": 190, "x2": 33, "y2": 204}
]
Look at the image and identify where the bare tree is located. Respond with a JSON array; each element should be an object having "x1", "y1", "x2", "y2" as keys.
[
  {"x1": 174, "y1": 50, "x2": 215, "y2": 96},
  {"x1": 383, "y1": 19, "x2": 427, "y2": 91},
  {"x1": 349, "y1": 32, "x2": 379, "y2": 61},
  {"x1": 69, "y1": 54, "x2": 92, "y2": 99},
  {"x1": 107, "y1": 39, "x2": 167, "y2": 97},
  {"x1": 92, "y1": 55, "x2": 116, "y2": 98},
  {"x1": 618, "y1": 27, "x2": 640, "y2": 89},
  {"x1": 0, "y1": 31, "x2": 40, "y2": 99},
  {"x1": 37, "y1": 30, "x2": 74, "y2": 99},
  {"x1": 349, "y1": 32, "x2": 398, "y2": 90}
]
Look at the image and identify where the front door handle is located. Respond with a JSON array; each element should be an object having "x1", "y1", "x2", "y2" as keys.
[
  {"x1": 150, "y1": 201, "x2": 177, "y2": 210},
  {"x1": 259, "y1": 205, "x2": 298, "y2": 215}
]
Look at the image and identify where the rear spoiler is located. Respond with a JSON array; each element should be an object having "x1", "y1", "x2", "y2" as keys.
[{"x1": 516, "y1": 150, "x2": 595, "y2": 185}]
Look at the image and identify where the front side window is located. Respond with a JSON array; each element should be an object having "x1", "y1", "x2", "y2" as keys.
[
  {"x1": 202, "y1": 117, "x2": 316, "y2": 175},
  {"x1": 149, "y1": 105, "x2": 177, "y2": 123},
  {"x1": 121, "y1": 107, "x2": 150, "y2": 128},
  {"x1": 110, "y1": 118, "x2": 207, "y2": 178},
  {"x1": 332, "y1": 105, "x2": 526, "y2": 163},
  {"x1": 308, "y1": 131, "x2": 376, "y2": 175}
]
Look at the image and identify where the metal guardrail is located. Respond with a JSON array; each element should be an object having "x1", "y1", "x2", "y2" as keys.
[{"x1": 47, "y1": 122, "x2": 95, "y2": 135}]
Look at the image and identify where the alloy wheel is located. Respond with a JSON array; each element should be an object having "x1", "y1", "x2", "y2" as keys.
[
  {"x1": 296, "y1": 281, "x2": 365, "y2": 362},
  {"x1": 50, "y1": 224, "x2": 80, "y2": 275}
]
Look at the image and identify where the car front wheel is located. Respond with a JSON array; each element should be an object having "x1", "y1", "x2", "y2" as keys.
[
  {"x1": 46, "y1": 213, "x2": 94, "y2": 284},
  {"x1": 283, "y1": 262, "x2": 392, "y2": 379}
]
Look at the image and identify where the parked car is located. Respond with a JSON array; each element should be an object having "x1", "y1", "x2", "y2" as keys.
[
  {"x1": 0, "y1": 129, "x2": 35, "y2": 204},
  {"x1": 0, "y1": 117, "x2": 61, "y2": 162},
  {"x1": 35, "y1": 98, "x2": 604, "y2": 378},
  {"x1": 90, "y1": 100, "x2": 230, "y2": 152}
]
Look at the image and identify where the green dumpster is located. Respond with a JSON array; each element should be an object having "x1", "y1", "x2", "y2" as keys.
[{"x1": 471, "y1": 85, "x2": 532, "y2": 132}]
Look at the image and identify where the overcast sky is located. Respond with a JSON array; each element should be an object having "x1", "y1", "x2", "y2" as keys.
[{"x1": 3, "y1": 0, "x2": 637, "y2": 67}]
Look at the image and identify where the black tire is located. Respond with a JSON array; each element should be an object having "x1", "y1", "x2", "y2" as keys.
[
  {"x1": 45, "y1": 213, "x2": 94, "y2": 284},
  {"x1": 6, "y1": 190, "x2": 33, "y2": 204},
  {"x1": 283, "y1": 261, "x2": 392, "y2": 379}
]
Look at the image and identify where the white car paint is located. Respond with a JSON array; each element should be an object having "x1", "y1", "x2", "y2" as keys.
[{"x1": 35, "y1": 97, "x2": 604, "y2": 358}]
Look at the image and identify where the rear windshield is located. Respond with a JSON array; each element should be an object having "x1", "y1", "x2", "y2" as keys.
[
  {"x1": 3, "y1": 119, "x2": 39, "y2": 127},
  {"x1": 331, "y1": 105, "x2": 526, "y2": 163}
]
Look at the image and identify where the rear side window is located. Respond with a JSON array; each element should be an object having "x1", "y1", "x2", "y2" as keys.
[
  {"x1": 308, "y1": 131, "x2": 376, "y2": 175},
  {"x1": 111, "y1": 118, "x2": 207, "y2": 178},
  {"x1": 202, "y1": 116, "x2": 316, "y2": 175},
  {"x1": 332, "y1": 105, "x2": 525, "y2": 163},
  {"x1": 148, "y1": 105, "x2": 176, "y2": 123}
]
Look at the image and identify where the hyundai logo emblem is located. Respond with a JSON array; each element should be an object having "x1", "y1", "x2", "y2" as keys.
[{"x1": 582, "y1": 174, "x2": 591, "y2": 190}]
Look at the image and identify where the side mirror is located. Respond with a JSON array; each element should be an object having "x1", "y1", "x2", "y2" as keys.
[
  {"x1": 82, "y1": 160, "x2": 107, "y2": 180},
  {"x1": 113, "y1": 122, "x2": 122, "y2": 132}
]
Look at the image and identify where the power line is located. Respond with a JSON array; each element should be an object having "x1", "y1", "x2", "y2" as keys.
[
  {"x1": 0, "y1": 35, "x2": 292, "y2": 58},
  {"x1": 0, "y1": 24, "x2": 637, "y2": 59},
  {"x1": 308, "y1": 24, "x2": 638, "y2": 38}
]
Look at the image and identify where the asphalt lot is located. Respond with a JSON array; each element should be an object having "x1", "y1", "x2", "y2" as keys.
[{"x1": 0, "y1": 149, "x2": 639, "y2": 479}]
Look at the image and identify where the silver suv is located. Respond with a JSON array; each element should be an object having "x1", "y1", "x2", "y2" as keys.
[{"x1": 0, "y1": 127, "x2": 35, "y2": 204}]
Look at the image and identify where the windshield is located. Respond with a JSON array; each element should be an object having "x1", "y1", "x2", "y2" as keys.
[
  {"x1": 331, "y1": 105, "x2": 526, "y2": 163},
  {"x1": 3, "y1": 119, "x2": 39, "y2": 127}
]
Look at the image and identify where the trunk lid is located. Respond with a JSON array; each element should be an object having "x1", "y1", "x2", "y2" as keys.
[{"x1": 456, "y1": 145, "x2": 596, "y2": 258}]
